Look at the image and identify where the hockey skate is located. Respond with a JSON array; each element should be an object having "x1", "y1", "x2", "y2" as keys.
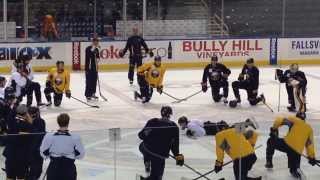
[
  {"x1": 247, "y1": 176, "x2": 262, "y2": 180},
  {"x1": 134, "y1": 91, "x2": 139, "y2": 101},
  {"x1": 129, "y1": 80, "x2": 134, "y2": 85},
  {"x1": 260, "y1": 94, "x2": 266, "y2": 104},
  {"x1": 221, "y1": 97, "x2": 228, "y2": 104},
  {"x1": 265, "y1": 160, "x2": 273, "y2": 169},
  {"x1": 290, "y1": 169, "x2": 301, "y2": 179},
  {"x1": 144, "y1": 161, "x2": 151, "y2": 174},
  {"x1": 287, "y1": 105, "x2": 297, "y2": 112},
  {"x1": 91, "y1": 94, "x2": 99, "y2": 101}
]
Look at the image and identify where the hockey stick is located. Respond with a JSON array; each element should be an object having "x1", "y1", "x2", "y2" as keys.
[
  {"x1": 97, "y1": 76, "x2": 108, "y2": 101},
  {"x1": 192, "y1": 144, "x2": 263, "y2": 180},
  {"x1": 71, "y1": 96, "x2": 100, "y2": 108},
  {"x1": 169, "y1": 154, "x2": 211, "y2": 180},
  {"x1": 172, "y1": 90, "x2": 203, "y2": 104},
  {"x1": 162, "y1": 91, "x2": 182, "y2": 101},
  {"x1": 263, "y1": 102, "x2": 274, "y2": 113}
]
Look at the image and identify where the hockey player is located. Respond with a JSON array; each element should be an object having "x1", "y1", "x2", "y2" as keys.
[
  {"x1": 40, "y1": 113, "x2": 85, "y2": 180},
  {"x1": 119, "y1": 27, "x2": 152, "y2": 85},
  {"x1": 265, "y1": 112, "x2": 316, "y2": 178},
  {"x1": 178, "y1": 116, "x2": 229, "y2": 138},
  {"x1": 214, "y1": 121, "x2": 261, "y2": 180},
  {"x1": 3, "y1": 104, "x2": 34, "y2": 180},
  {"x1": 27, "y1": 106, "x2": 46, "y2": 180},
  {"x1": 201, "y1": 56, "x2": 231, "y2": 103},
  {"x1": 85, "y1": 37, "x2": 100, "y2": 101},
  {"x1": 8, "y1": 62, "x2": 28, "y2": 104},
  {"x1": 138, "y1": 106, "x2": 184, "y2": 180},
  {"x1": 12, "y1": 54, "x2": 44, "y2": 107},
  {"x1": 44, "y1": 61, "x2": 71, "y2": 107},
  {"x1": 230, "y1": 58, "x2": 265, "y2": 107},
  {"x1": 0, "y1": 76, "x2": 6, "y2": 99},
  {"x1": 134, "y1": 56, "x2": 165, "y2": 103},
  {"x1": 276, "y1": 63, "x2": 307, "y2": 112}
]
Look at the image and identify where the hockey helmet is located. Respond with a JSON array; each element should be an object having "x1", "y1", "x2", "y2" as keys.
[
  {"x1": 161, "y1": 106, "x2": 173, "y2": 118},
  {"x1": 229, "y1": 100, "x2": 238, "y2": 108},
  {"x1": 154, "y1": 56, "x2": 161, "y2": 61},
  {"x1": 178, "y1": 116, "x2": 188, "y2": 124}
]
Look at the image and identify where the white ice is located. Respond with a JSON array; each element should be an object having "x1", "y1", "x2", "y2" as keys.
[{"x1": 1, "y1": 65, "x2": 320, "y2": 180}]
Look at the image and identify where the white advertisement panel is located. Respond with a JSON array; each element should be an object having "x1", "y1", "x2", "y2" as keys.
[
  {"x1": 0, "y1": 42, "x2": 73, "y2": 71},
  {"x1": 80, "y1": 40, "x2": 173, "y2": 66},
  {"x1": 278, "y1": 38, "x2": 320, "y2": 61},
  {"x1": 174, "y1": 39, "x2": 270, "y2": 62}
]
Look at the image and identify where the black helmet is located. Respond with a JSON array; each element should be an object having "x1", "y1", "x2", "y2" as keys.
[
  {"x1": 246, "y1": 58, "x2": 254, "y2": 64},
  {"x1": 229, "y1": 100, "x2": 238, "y2": 108},
  {"x1": 161, "y1": 106, "x2": 173, "y2": 118},
  {"x1": 296, "y1": 112, "x2": 306, "y2": 120},
  {"x1": 56, "y1": 61, "x2": 64, "y2": 66},
  {"x1": 154, "y1": 56, "x2": 161, "y2": 61},
  {"x1": 0, "y1": 76, "x2": 5, "y2": 83},
  {"x1": 178, "y1": 116, "x2": 188, "y2": 124},
  {"x1": 211, "y1": 56, "x2": 218, "y2": 61}
]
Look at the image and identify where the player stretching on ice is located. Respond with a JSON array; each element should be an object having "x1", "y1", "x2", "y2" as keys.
[
  {"x1": 138, "y1": 106, "x2": 184, "y2": 180},
  {"x1": 178, "y1": 116, "x2": 229, "y2": 138},
  {"x1": 134, "y1": 56, "x2": 166, "y2": 103},
  {"x1": 44, "y1": 61, "x2": 71, "y2": 107},
  {"x1": 201, "y1": 56, "x2": 231, "y2": 104},
  {"x1": 230, "y1": 58, "x2": 265, "y2": 108},
  {"x1": 276, "y1": 63, "x2": 307, "y2": 112},
  {"x1": 214, "y1": 120, "x2": 261, "y2": 180},
  {"x1": 265, "y1": 112, "x2": 316, "y2": 178}
]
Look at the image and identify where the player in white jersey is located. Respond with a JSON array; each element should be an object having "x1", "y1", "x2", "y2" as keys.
[
  {"x1": 178, "y1": 116, "x2": 229, "y2": 138},
  {"x1": 40, "y1": 113, "x2": 85, "y2": 180}
]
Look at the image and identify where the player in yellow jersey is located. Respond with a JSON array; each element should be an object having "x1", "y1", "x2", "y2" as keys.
[
  {"x1": 214, "y1": 120, "x2": 261, "y2": 180},
  {"x1": 134, "y1": 56, "x2": 166, "y2": 103},
  {"x1": 44, "y1": 61, "x2": 71, "y2": 106},
  {"x1": 265, "y1": 112, "x2": 316, "y2": 178}
]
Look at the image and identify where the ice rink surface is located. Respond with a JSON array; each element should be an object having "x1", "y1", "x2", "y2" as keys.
[{"x1": 2, "y1": 65, "x2": 320, "y2": 179}]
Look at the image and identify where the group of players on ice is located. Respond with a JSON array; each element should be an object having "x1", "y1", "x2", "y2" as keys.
[{"x1": 0, "y1": 28, "x2": 316, "y2": 180}]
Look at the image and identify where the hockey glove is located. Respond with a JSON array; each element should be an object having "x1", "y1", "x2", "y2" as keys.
[
  {"x1": 269, "y1": 127, "x2": 279, "y2": 138},
  {"x1": 46, "y1": 81, "x2": 52, "y2": 88},
  {"x1": 238, "y1": 73, "x2": 244, "y2": 81},
  {"x1": 157, "y1": 86, "x2": 163, "y2": 94},
  {"x1": 308, "y1": 158, "x2": 317, "y2": 166},
  {"x1": 186, "y1": 129, "x2": 195, "y2": 137},
  {"x1": 65, "y1": 90, "x2": 71, "y2": 99},
  {"x1": 275, "y1": 69, "x2": 283, "y2": 80},
  {"x1": 175, "y1": 154, "x2": 184, "y2": 166},
  {"x1": 214, "y1": 160, "x2": 223, "y2": 173},
  {"x1": 119, "y1": 50, "x2": 125, "y2": 58},
  {"x1": 149, "y1": 51, "x2": 154, "y2": 57},
  {"x1": 201, "y1": 82, "x2": 208, "y2": 92}
]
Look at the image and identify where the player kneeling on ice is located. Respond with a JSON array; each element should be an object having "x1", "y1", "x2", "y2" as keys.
[
  {"x1": 214, "y1": 119, "x2": 261, "y2": 180},
  {"x1": 138, "y1": 106, "x2": 184, "y2": 180},
  {"x1": 178, "y1": 116, "x2": 229, "y2": 138},
  {"x1": 276, "y1": 63, "x2": 307, "y2": 112},
  {"x1": 265, "y1": 112, "x2": 316, "y2": 178},
  {"x1": 40, "y1": 113, "x2": 85, "y2": 180},
  {"x1": 230, "y1": 58, "x2": 265, "y2": 108},
  {"x1": 44, "y1": 61, "x2": 71, "y2": 107},
  {"x1": 201, "y1": 56, "x2": 231, "y2": 104},
  {"x1": 134, "y1": 56, "x2": 166, "y2": 103}
]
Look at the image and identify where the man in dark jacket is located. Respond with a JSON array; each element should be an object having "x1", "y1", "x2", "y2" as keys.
[
  {"x1": 138, "y1": 106, "x2": 184, "y2": 180},
  {"x1": 231, "y1": 58, "x2": 265, "y2": 107},
  {"x1": 85, "y1": 37, "x2": 100, "y2": 101},
  {"x1": 119, "y1": 27, "x2": 152, "y2": 85},
  {"x1": 201, "y1": 56, "x2": 231, "y2": 103},
  {"x1": 26, "y1": 106, "x2": 46, "y2": 180}
]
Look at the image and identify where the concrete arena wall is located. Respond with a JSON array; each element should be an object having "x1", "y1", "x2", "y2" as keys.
[{"x1": 0, "y1": 37, "x2": 319, "y2": 73}]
